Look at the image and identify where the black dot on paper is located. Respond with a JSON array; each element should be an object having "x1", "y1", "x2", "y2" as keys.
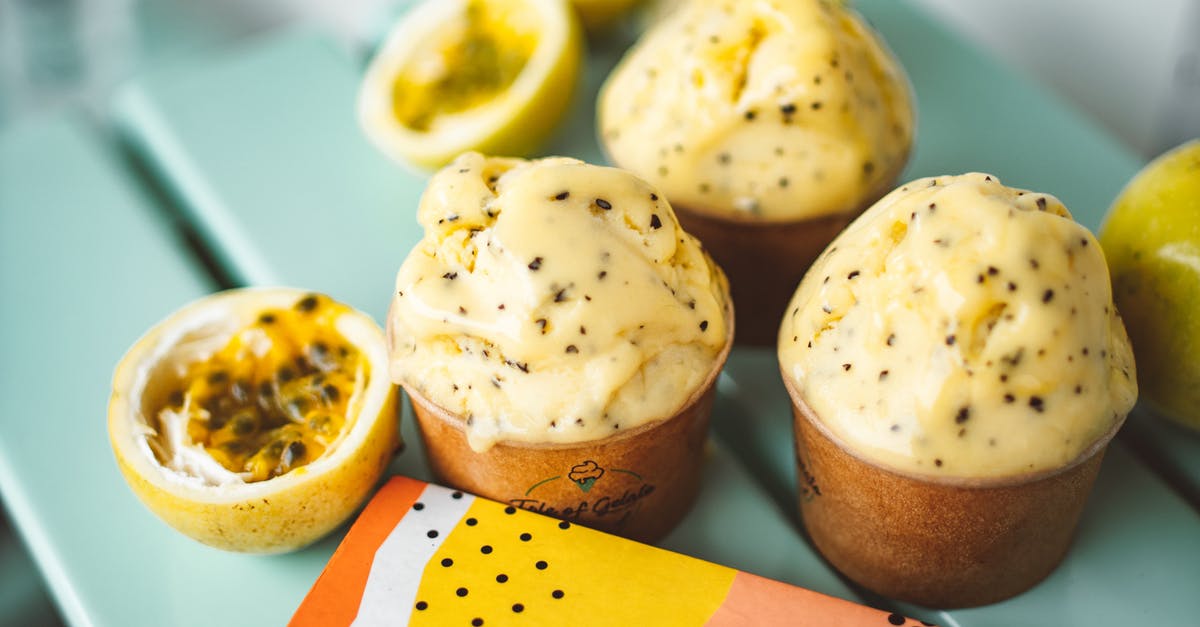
[
  {"x1": 505, "y1": 506, "x2": 516, "y2": 515},
  {"x1": 888, "y1": 613, "x2": 906, "y2": 625},
  {"x1": 520, "y1": 533, "x2": 532, "y2": 542},
  {"x1": 441, "y1": 558, "x2": 453, "y2": 567},
  {"x1": 552, "y1": 589, "x2": 565, "y2": 599},
  {"x1": 481, "y1": 545, "x2": 493, "y2": 554},
  {"x1": 512, "y1": 604, "x2": 525, "y2": 613},
  {"x1": 456, "y1": 587, "x2": 469, "y2": 597},
  {"x1": 466, "y1": 517, "x2": 478, "y2": 526},
  {"x1": 496, "y1": 573, "x2": 509, "y2": 583},
  {"x1": 452, "y1": 491, "x2": 464, "y2": 499},
  {"x1": 427, "y1": 530, "x2": 439, "y2": 539},
  {"x1": 413, "y1": 502, "x2": 425, "y2": 511},
  {"x1": 415, "y1": 601, "x2": 428, "y2": 611},
  {"x1": 558, "y1": 521, "x2": 570, "y2": 530},
  {"x1": 536, "y1": 560, "x2": 548, "y2": 570},
  {"x1": 472, "y1": 619, "x2": 483, "y2": 626}
]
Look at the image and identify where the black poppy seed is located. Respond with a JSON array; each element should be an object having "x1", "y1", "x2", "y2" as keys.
[
  {"x1": 513, "y1": 604, "x2": 525, "y2": 613},
  {"x1": 528, "y1": 257, "x2": 543, "y2": 271},
  {"x1": 559, "y1": 521, "x2": 571, "y2": 529},
  {"x1": 1030, "y1": 258, "x2": 1040, "y2": 269},
  {"x1": 811, "y1": 101, "x2": 823, "y2": 110},
  {"x1": 1008, "y1": 281, "x2": 1018, "y2": 292},
  {"x1": 649, "y1": 214, "x2": 663, "y2": 230},
  {"x1": 466, "y1": 517, "x2": 477, "y2": 526},
  {"x1": 977, "y1": 274, "x2": 986, "y2": 284},
  {"x1": 520, "y1": 533, "x2": 532, "y2": 542},
  {"x1": 427, "y1": 530, "x2": 438, "y2": 538},
  {"x1": 718, "y1": 152, "x2": 731, "y2": 165},
  {"x1": 295, "y1": 295, "x2": 319, "y2": 312},
  {"x1": 780, "y1": 103, "x2": 797, "y2": 115},
  {"x1": 481, "y1": 545, "x2": 493, "y2": 554},
  {"x1": 1004, "y1": 393, "x2": 1015, "y2": 403},
  {"x1": 472, "y1": 619, "x2": 483, "y2": 626},
  {"x1": 987, "y1": 266, "x2": 1000, "y2": 276},
  {"x1": 258, "y1": 313, "x2": 276, "y2": 324},
  {"x1": 442, "y1": 272, "x2": 457, "y2": 280},
  {"x1": 956, "y1": 407, "x2": 970, "y2": 424},
  {"x1": 928, "y1": 202, "x2": 936, "y2": 212},
  {"x1": 650, "y1": 193, "x2": 659, "y2": 201},
  {"x1": 456, "y1": 587, "x2": 468, "y2": 597},
  {"x1": 554, "y1": 191, "x2": 569, "y2": 201},
  {"x1": 842, "y1": 363, "x2": 852, "y2": 371},
  {"x1": 1081, "y1": 238, "x2": 1089, "y2": 247},
  {"x1": 595, "y1": 198, "x2": 612, "y2": 210},
  {"x1": 1042, "y1": 289, "x2": 1055, "y2": 303},
  {"x1": 565, "y1": 345, "x2": 578, "y2": 354},
  {"x1": 415, "y1": 601, "x2": 428, "y2": 611},
  {"x1": 535, "y1": 560, "x2": 548, "y2": 570},
  {"x1": 1000, "y1": 374, "x2": 1009, "y2": 382},
  {"x1": 848, "y1": 270, "x2": 860, "y2": 279},
  {"x1": 934, "y1": 459, "x2": 943, "y2": 467},
  {"x1": 505, "y1": 506, "x2": 516, "y2": 514},
  {"x1": 580, "y1": 326, "x2": 587, "y2": 334},
  {"x1": 1029, "y1": 396, "x2": 1045, "y2": 412},
  {"x1": 699, "y1": 320, "x2": 709, "y2": 331},
  {"x1": 496, "y1": 574, "x2": 508, "y2": 583},
  {"x1": 946, "y1": 334, "x2": 957, "y2": 346},
  {"x1": 1082, "y1": 347, "x2": 1089, "y2": 356},
  {"x1": 441, "y1": 558, "x2": 453, "y2": 567},
  {"x1": 552, "y1": 590, "x2": 565, "y2": 599},
  {"x1": 744, "y1": 110, "x2": 757, "y2": 121},
  {"x1": 1075, "y1": 385, "x2": 1083, "y2": 394}
]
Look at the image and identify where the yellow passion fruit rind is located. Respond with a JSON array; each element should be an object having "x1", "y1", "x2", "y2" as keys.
[{"x1": 108, "y1": 288, "x2": 399, "y2": 553}]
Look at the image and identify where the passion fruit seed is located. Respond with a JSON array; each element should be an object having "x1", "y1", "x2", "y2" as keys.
[{"x1": 159, "y1": 295, "x2": 361, "y2": 482}]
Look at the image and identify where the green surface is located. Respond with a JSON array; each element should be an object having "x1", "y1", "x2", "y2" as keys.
[{"x1": 0, "y1": 115, "x2": 214, "y2": 625}]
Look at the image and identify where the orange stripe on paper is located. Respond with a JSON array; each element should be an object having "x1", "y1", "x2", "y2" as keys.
[
  {"x1": 290, "y1": 477, "x2": 428, "y2": 627},
  {"x1": 706, "y1": 571, "x2": 927, "y2": 626}
]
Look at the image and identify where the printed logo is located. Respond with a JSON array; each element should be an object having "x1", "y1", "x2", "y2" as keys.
[
  {"x1": 568, "y1": 461, "x2": 604, "y2": 492},
  {"x1": 796, "y1": 452, "x2": 822, "y2": 503},
  {"x1": 512, "y1": 460, "x2": 656, "y2": 529}
]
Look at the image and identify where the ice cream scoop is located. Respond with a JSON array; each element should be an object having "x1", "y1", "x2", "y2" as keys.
[
  {"x1": 598, "y1": 0, "x2": 913, "y2": 222},
  {"x1": 389, "y1": 152, "x2": 730, "y2": 452},
  {"x1": 779, "y1": 173, "x2": 1137, "y2": 478}
]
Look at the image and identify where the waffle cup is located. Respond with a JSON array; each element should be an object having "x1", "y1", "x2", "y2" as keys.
[
  {"x1": 782, "y1": 372, "x2": 1123, "y2": 608},
  {"x1": 673, "y1": 160, "x2": 906, "y2": 347},
  {"x1": 404, "y1": 307, "x2": 733, "y2": 544}
]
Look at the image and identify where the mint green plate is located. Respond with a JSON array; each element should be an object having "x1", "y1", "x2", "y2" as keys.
[{"x1": 1, "y1": 0, "x2": 1196, "y2": 626}]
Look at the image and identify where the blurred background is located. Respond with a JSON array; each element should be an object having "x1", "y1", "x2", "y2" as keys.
[{"x1": 1, "y1": 0, "x2": 1196, "y2": 624}]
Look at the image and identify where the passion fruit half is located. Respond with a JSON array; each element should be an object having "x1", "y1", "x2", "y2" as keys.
[
  {"x1": 358, "y1": 0, "x2": 583, "y2": 169},
  {"x1": 108, "y1": 288, "x2": 400, "y2": 553}
]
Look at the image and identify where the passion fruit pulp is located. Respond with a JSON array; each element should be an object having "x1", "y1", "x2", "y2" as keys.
[{"x1": 108, "y1": 288, "x2": 399, "y2": 553}]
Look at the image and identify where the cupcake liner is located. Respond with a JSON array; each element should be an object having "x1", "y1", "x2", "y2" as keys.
[
  {"x1": 673, "y1": 160, "x2": 906, "y2": 347},
  {"x1": 402, "y1": 311, "x2": 733, "y2": 544},
  {"x1": 675, "y1": 207, "x2": 854, "y2": 346},
  {"x1": 782, "y1": 372, "x2": 1123, "y2": 608}
]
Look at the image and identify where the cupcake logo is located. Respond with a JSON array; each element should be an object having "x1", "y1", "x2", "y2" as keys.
[
  {"x1": 513, "y1": 461, "x2": 656, "y2": 529},
  {"x1": 568, "y1": 461, "x2": 605, "y2": 492}
]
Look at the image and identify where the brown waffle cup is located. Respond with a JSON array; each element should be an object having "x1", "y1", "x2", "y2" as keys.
[
  {"x1": 403, "y1": 312, "x2": 733, "y2": 544},
  {"x1": 673, "y1": 162, "x2": 906, "y2": 347},
  {"x1": 782, "y1": 372, "x2": 1123, "y2": 608}
]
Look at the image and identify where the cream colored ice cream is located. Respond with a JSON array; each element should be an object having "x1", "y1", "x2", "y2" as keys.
[
  {"x1": 598, "y1": 0, "x2": 913, "y2": 222},
  {"x1": 779, "y1": 173, "x2": 1137, "y2": 477},
  {"x1": 389, "y1": 152, "x2": 731, "y2": 451}
]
